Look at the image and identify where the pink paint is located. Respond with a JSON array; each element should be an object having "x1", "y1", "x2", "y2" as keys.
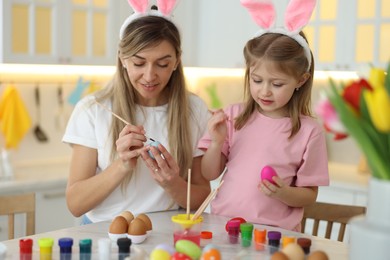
[
  {"x1": 173, "y1": 230, "x2": 201, "y2": 246},
  {"x1": 260, "y1": 166, "x2": 277, "y2": 184}
]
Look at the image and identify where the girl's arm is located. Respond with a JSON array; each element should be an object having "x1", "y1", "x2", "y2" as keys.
[
  {"x1": 200, "y1": 110, "x2": 229, "y2": 181},
  {"x1": 260, "y1": 178, "x2": 318, "y2": 207}
]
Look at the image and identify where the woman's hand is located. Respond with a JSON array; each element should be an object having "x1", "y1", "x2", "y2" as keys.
[
  {"x1": 208, "y1": 109, "x2": 228, "y2": 144},
  {"x1": 140, "y1": 143, "x2": 180, "y2": 189},
  {"x1": 116, "y1": 124, "x2": 148, "y2": 172}
]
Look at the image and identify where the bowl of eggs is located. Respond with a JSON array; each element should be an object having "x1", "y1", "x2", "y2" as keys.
[{"x1": 108, "y1": 211, "x2": 153, "y2": 244}]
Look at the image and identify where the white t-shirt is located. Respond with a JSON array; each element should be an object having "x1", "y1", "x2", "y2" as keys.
[{"x1": 62, "y1": 94, "x2": 210, "y2": 222}]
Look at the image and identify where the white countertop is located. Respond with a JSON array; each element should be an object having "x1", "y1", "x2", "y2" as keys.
[{"x1": 0, "y1": 158, "x2": 70, "y2": 195}]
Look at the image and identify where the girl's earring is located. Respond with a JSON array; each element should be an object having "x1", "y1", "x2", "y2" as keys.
[{"x1": 295, "y1": 88, "x2": 299, "y2": 91}]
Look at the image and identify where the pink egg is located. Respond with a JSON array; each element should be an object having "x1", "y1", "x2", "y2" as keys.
[{"x1": 260, "y1": 166, "x2": 277, "y2": 184}]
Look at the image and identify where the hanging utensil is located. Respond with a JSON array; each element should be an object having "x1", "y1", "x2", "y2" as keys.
[
  {"x1": 33, "y1": 85, "x2": 49, "y2": 142},
  {"x1": 55, "y1": 84, "x2": 66, "y2": 131}
]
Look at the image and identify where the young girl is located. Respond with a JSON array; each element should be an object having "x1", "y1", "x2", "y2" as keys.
[
  {"x1": 198, "y1": 0, "x2": 329, "y2": 231},
  {"x1": 62, "y1": 0, "x2": 210, "y2": 224}
]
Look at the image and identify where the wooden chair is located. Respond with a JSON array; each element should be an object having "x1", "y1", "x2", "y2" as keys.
[
  {"x1": 0, "y1": 193, "x2": 35, "y2": 239},
  {"x1": 301, "y1": 202, "x2": 366, "y2": 242}
]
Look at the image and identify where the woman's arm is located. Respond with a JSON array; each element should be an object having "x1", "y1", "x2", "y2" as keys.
[
  {"x1": 66, "y1": 145, "x2": 129, "y2": 217},
  {"x1": 66, "y1": 124, "x2": 147, "y2": 217}
]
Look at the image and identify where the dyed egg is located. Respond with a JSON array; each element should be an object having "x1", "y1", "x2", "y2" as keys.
[
  {"x1": 120, "y1": 211, "x2": 134, "y2": 223},
  {"x1": 201, "y1": 248, "x2": 221, "y2": 260},
  {"x1": 224, "y1": 217, "x2": 246, "y2": 232},
  {"x1": 171, "y1": 252, "x2": 192, "y2": 260},
  {"x1": 261, "y1": 165, "x2": 277, "y2": 184},
  {"x1": 148, "y1": 141, "x2": 161, "y2": 159},
  {"x1": 150, "y1": 248, "x2": 171, "y2": 260},
  {"x1": 155, "y1": 244, "x2": 175, "y2": 255},
  {"x1": 109, "y1": 216, "x2": 128, "y2": 234},
  {"x1": 307, "y1": 250, "x2": 329, "y2": 260},
  {"x1": 128, "y1": 218, "x2": 147, "y2": 235},
  {"x1": 136, "y1": 213, "x2": 152, "y2": 231},
  {"x1": 175, "y1": 240, "x2": 201, "y2": 260},
  {"x1": 202, "y1": 244, "x2": 218, "y2": 253},
  {"x1": 282, "y1": 243, "x2": 305, "y2": 260},
  {"x1": 271, "y1": 251, "x2": 289, "y2": 260}
]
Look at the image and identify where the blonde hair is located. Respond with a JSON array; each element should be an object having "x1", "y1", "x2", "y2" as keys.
[
  {"x1": 96, "y1": 16, "x2": 193, "y2": 190},
  {"x1": 235, "y1": 31, "x2": 314, "y2": 138}
]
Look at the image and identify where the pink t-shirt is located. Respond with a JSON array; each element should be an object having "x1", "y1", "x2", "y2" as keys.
[{"x1": 198, "y1": 103, "x2": 329, "y2": 231}]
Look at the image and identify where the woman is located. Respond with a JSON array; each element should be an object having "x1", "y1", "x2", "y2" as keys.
[{"x1": 62, "y1": 13, "x2": 210, "y2": 224}]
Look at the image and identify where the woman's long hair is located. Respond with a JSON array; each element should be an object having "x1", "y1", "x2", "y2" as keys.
[{"x1": 96, "y1": 16, "x2": 193, "y2": 189}]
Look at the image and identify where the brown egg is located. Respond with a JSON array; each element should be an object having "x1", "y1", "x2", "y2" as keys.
[
  {"x1": 307, "y1": 250, "x2": 329, "y2": 260},
  {"x1": 270, "y1": 251, "x2": 289, "y2": 260},
  {"x1": 128, "y1": 218, "x2": 147, "y2": 235},
  {"x1": 109, "y1": 216, "x2": 128, "y2": 234},
  {"x1": 136, "y1": 213, "x2": 152, "y2": 231},
  {"x1": 120, "y1": 211, "x2": 134, "y2": 223}
]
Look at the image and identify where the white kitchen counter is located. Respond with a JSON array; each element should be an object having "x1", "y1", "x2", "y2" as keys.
[{"x1": 0, "y1": 158, "x2": 70, "y2": 196}]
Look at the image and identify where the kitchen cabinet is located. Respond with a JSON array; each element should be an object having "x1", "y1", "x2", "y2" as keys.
[
  {"x1": 304, "y1": 0, "x2": 390, "y2": 71},
  {"x1": 0, "y1": 0, "x2": 120, "y2": 65},
  {"x1": 181, "y1": 0, "x2": 389, "y2": 69}
]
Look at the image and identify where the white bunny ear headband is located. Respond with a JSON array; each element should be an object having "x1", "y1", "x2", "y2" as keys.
[
  {"x1": 119, "y1": 0, "x2": 179, "y2": 39},
  {"x1": 240, "y1": 0, "x2": 316, "y2": 71}
]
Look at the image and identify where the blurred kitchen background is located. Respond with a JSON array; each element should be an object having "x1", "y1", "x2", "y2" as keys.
[{"x1": 0, "y1": 0, "x2": 389, "y2": 240}]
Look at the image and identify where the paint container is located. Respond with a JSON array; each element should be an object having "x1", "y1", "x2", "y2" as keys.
[
  {"x1": 297, "y1": 237, "x2": 312, "y2": 254},
  {"x1": 38, "y1": 238, "x2": 54, "y2": 260},
  {"x1": 117, "y1": 237, "x2": 132, "y2": 260},
  {"x1": 58, "y1": 238, "x2": 73, "y2": 260},
  {"x1": 226, "y1": 219, "x2": 241, "y2": 244},
  {"x1": 19, "y1": 239, "x2": 33, "y2": 260},
  {"x1": 254, "y1": 229, "x2": 266, "y2": 251},
  {"x1": 240, "y1": 223, "x2": 254, "y2": 247},
  {"x1": 267, "y1": 231, "x2": 281, "y2": 254},
  {"x1": 79, "y1": 239, "x2": 92, "y2": 260}
]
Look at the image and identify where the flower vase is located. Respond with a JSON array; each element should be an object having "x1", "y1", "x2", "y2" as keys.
[{"x1": 349, "y1": 177, "x2": 390, "y2": 260}]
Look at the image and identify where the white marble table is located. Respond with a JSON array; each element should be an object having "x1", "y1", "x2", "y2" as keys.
[{"x1": 0, "y1": 211, "x2": 348, "y2": 259}]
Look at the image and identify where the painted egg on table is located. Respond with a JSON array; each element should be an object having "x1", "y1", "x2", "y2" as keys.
[
  {"x1": 260, "y1": 165, "x2": 277, "y2": 184},
  {"x1": 307, "y1": 250, "x2": 329, "y2": 260},
  {"x1": 109, "y1": 216, "x2": 128, "y2": 234},
  {"x1": 155, "y1": 244, "x2": 175, "y2": 255},
  {"x1": 171, "y1": 252, "x2": 192, "y2": 260},
  {"x1": 175, "y1": 240, "x2": 201, "y2": 260},
  {"x1": 282, "y1": 243, "x2": 305, "y2": 260},
  {"x1": 150, "y1": 248, "x2": 171, "y2": 260},
  {"x1": 271, "y1": 251, "x2": 289, "y2": 260},
  {"x1": 201, "y1": 248, "x2": 221, "y2": 260},
  {"x1": 225, "y1": 217, "x2": 246, "y2": 232}
]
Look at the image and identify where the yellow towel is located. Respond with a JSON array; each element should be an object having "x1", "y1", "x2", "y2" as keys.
[{"x1": 0, "y1": 85, "x2": 32, "y2": 149}]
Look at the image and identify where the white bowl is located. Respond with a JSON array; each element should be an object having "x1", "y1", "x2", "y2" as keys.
[
  {"x1": 127, "y1": 234, "x2": 147, "y2": 244},
  {"x1": 108, "y1": 232, "x2": 127, "y2": 242}
]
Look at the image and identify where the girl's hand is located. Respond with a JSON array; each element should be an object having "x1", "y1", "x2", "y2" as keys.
[
  {"x1": 116, "y1": 124, "x2": 147, "y2": 171},
  {"x1": 208, "y1": 109, "x2": 229, "y2": 144},
  {"x1": 258, "y1": 176, "x2": 289, "y2": 199},
  {"x1": 140, "y1": 143, "x2": 181, "y2": 189}
]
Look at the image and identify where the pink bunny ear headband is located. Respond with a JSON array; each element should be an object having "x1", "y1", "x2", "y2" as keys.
[
  {"x1": 119, "y1": 0, "x2": 179, "y2": 39},
  {"x1": 240, "y1": 0, "x2": 316, "y2": 71}
]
